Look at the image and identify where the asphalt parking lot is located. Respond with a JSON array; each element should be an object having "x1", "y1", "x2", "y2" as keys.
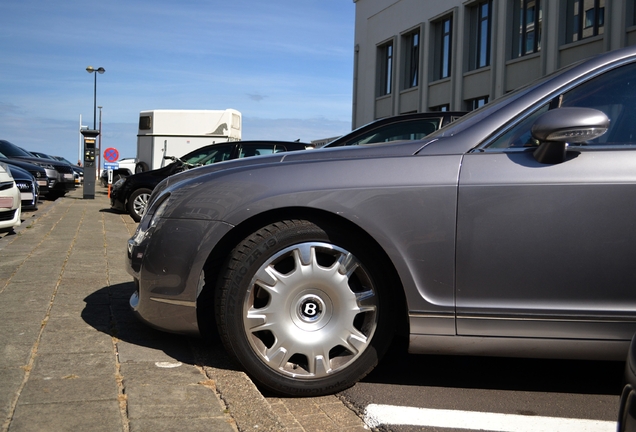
[{"x1": 0, "y1": 187, "x2": 367, "y2": 432}]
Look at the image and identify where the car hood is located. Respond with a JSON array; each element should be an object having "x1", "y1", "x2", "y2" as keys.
[
  {"x1": 0, "y1": 157, "x2": 47, "y2": 177},
  {"x1": 7, "y1": 164, "x2": 34, "y2": 180},
  {"x1": 152, "y1": 139, "x2": 434, "y2": 198}
]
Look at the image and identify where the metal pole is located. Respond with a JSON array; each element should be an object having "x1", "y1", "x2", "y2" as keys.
[
  {"x1": 79, "y1": 115, "x2": 82, "y2": 164},
  {"x1": 98, "y1": 107, "x2": 102, "y2": 179},
  {"x1": 93, "y1": 72, "x2": 97, "y2": 129}
]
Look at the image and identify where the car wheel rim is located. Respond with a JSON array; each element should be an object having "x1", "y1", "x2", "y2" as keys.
[
  {"x1": 243, "y1": 241, "x2": 378, "y2": 379},
  {"x1": 132, "y1": 193, "x2": 150, "y2": 218}
]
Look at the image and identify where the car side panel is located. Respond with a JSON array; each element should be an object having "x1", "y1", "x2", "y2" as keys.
[
  {"x1": 164, "y1": 155, "x2": 463, "y2": 335},
  {"x1": 456, "y1": 149, "x2": 636, "y2": 340}
]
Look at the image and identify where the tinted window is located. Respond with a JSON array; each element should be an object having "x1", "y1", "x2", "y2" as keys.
[
  {"x1": 183, "y1": 144, "x2": 234, "y2": 165},
  {"x1": 560, "y1": 62, "x2": 636, "y2": 146},
  {"x1": 239, "y1": 145, "x2": 276, "y2": 158},
  {"x1": 486, "y1": 61, "x2": 636, "y2": 150},
  {"x1": 345, "y1": 119, "x2": 442, "y2": 146}
]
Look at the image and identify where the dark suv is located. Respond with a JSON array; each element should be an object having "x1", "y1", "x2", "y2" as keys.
[
  {"x1": 0, "y1": 140, "x2": 75, "y2": 198},
  {"x1": 111, "y1": 140, "x2": 314, "y2": 221}
]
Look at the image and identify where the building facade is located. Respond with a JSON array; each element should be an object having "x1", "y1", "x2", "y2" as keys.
[{"x1": 352, "y1": 0, "x2": 636, "y2": 128}]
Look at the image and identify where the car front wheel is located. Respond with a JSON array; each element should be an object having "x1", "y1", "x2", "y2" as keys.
[
  {"x1": 127, "y1": 188, "x2": 152, "y2": 222},
  {"x1": 215, "y1": 219, "x2": 394, "y2": 396}
]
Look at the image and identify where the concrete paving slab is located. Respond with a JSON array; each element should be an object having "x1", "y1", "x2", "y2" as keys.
[
  {"x1": 37, "y1": 328, "x2": 113, "y2": 354},
  {"x1": 0, "y1": 340, "x2": 35, "y2": 369},
  {"x1": 119, "y1": 362, "x2": 205, "y2": 385},
  {"x1": 116, "y1": 340, "x2": 194, "y2": 364},
  {"x1": 10, "y1": 400, "x2": 123, "y2": 432},
  {"x1": 30, "y1": 352, "x2": 117, "y2": 380},
  {"x1": 18, "y1": 377, "x2": 118, "y2": 404},
  {"x1": 128, "y1": 416, "x2": 237, "y2": 432},
  {"x1": 125, "y1": 383, "x2": 228, "y2": 419},
  {"x1": 0, "y1": 368, "x2": 25, "y2": 417}
]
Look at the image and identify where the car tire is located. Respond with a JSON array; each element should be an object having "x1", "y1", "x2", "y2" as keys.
[
  {"x1": 215, "y1": 219, "x2": 395, "y2": 396},
  {"x1": 135, "y1": 162, "x2": 149, "y2": 174},
  {"x1": 127, "y1": 188, "x2": 152, "y2": 222}
]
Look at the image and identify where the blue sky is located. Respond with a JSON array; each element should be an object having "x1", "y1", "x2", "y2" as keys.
[{"x1": 1, "y1": 0, "x2": 355, "y2": 164}]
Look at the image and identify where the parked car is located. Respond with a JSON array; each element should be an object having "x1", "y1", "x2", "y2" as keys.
[
  {"x1": 0, "y1": 155, "x2": 49, "y2": 196},
  {"x1": 0, "y1": 162, "x2": 21, "y2": 232},
  {"x1": 127, "y1": 46, "x2": 636, "y2": 397},
  {"x1": 322, "y1": 111, "x2": 466, "y2": 147},
  {"x1": 0, "y1": 141, "x2": 74, "y2": 198},
  {"x1": 7, "y1": 165, "x2": 38, "y2": 210},
  {"x1": 47, "y1": 155, "x2": 83, "y2": 185},
  {"x1": 111, "y1": 141, "x2": 314, "y2": 222},
  {"x1": 29, "y1": 151, "x2": 82, "y2": 188},
  {"x1": 100, "y1": 158, "x2": 138, "y2": 187}
]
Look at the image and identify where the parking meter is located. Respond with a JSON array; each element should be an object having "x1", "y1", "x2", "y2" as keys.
[{"x1": 81, "y1": 129, "x2": 100, "y2": 199}]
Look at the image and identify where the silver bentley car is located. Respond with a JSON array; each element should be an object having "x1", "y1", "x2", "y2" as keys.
[{"x1": 127, "y1": 45, "x2": 636, "y2": 396}]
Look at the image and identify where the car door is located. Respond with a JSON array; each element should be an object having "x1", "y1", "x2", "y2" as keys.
[{"x1": 455, "y1": 60, "x2": 636, "y2": 341}]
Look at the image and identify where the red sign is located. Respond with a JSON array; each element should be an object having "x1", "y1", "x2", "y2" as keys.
[{"x1": 103, "y1": 147, "x2": 119, "y2": 163}]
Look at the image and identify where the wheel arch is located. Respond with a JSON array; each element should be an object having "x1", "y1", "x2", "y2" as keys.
[{"x1": 196, "y1": 206, "x2": 409, "y2": 340}]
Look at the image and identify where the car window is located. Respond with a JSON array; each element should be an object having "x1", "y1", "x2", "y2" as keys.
[
  {"x1": 559, "y1": 62, "x2": 636, "y2": 147},
  {"x1": 184, "y1": 144, "x2": 234, "y2": 165},
  {"x1": 485, "y1": 61, "x2": 636, "y2": 150},
  {"x1": 239, "y1": 145, "x2": 276, "y2": 158},
  {"x1": 346, "y1": 119, "x2": 442, "y2": 146},
  {"x1": 486, "y1": 104, "x2": 550, "y2": 150}
]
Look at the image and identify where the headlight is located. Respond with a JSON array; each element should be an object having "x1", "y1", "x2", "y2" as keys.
[
  {"x1": 34, "y1": 161, "x2": 55, "y2": 169},
  {"x1": 0, "y1": 162, "x2": 12, "y2": 178},
  {"x1": 112, "y1": 178, "x2": 126, "y2": 189},
  {"x1": 131, "y1": 194, "x2": 171, "y2": 245},
  {"x1": 148, "y1": 195, "x2": 170, "y2": 229}
]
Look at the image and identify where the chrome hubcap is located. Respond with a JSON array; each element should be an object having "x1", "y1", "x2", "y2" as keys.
[
  {"x1": 243, "y1": 242, "x2": 378, "y2": 379},
  {"x1": 132, "y1": 193, "x2": 150, "y2": 217}
]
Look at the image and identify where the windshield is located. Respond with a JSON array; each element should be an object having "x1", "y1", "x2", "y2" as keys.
[
  {"x1": 0, "y1": 141, "x2": 33, "y2": 157},
  {"x1": 426, "y1": 62, "x2": 582, "y2": 139}
]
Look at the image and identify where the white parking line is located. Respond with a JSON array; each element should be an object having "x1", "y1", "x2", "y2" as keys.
[{"x1": 363, "y1": 404, "x2": 616, "y2": 432}]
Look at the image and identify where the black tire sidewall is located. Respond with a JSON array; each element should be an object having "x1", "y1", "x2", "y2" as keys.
[{"x1": 216, "y1": 219, "x2": 395, "y2": 396}]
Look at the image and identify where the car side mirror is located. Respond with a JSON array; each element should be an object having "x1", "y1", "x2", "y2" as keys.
[{"x1": 531, "y1": 107, "x2": 610, "y2": 164}]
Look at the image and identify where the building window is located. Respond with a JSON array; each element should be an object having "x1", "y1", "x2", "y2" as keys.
[
  {"x1": 402, "y1": 30, "x2": 420, "y2": 89},
  {"x1": 470, "y1": 1, "x2": 492, "y2": 70},
  {"x1": 430, "y1": 104, "x2": 450, "y2": 112},
  {"x1": 566, "y1": 0, "x2": 605, "y2": 43},
  {"x1": 467, "y1": 96, "x2": 489, "y2": 110},
  {"x1": 433, "y1": 16, "x2": 453, "y2": 80},
  {"x1": 512, "y1": 0, "x2": 542, "y2": 58},
  {"x1": 377, "y1": 42, "x2": 394, "y2": 96}
]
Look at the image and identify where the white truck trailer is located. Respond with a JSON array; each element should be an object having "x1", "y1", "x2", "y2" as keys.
[{"x1": 134, "y1": 109, "x2": 242, "y2": 172}]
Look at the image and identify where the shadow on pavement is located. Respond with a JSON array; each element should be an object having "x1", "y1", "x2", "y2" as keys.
[
  {"x1": 82, "y1": 282, "x2": 238, "y2": 371},
  {"x1": 361, "y1": 337, "x2": 625, "y2": 396}
]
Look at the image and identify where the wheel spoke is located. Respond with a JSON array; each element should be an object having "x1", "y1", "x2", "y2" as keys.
[{"x1": 355, "y1": 289, "x2": 377, "y2": 313}]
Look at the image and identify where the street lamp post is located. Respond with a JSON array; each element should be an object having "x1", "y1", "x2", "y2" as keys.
[{"x1": 86, "y1": 66, "x2": 105, "y2": 129}]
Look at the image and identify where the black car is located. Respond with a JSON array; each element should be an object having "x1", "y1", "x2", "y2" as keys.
[
  {"x1": 322, "y1": 111, "x2": 466, "y2": 147},
  {"x1": 0, "y1": 156, "x2": 49, "y2": 197},
  {"x1": 111, "y1": 140, "x2": 315, "y2": 222},
  {"x1": 7, "y1": 164, "x2": 38, "y2": 210},
  {"x1": 33, "y1": 153, "x2": 84, "y2": 186},
  {"x1": 0, "y1": 140, "x2": 75, "y2": 198}
]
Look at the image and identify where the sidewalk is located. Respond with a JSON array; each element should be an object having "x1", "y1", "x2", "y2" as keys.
[{"x1": 0, "y1": 187, "x2": 368, "y2": 432}]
